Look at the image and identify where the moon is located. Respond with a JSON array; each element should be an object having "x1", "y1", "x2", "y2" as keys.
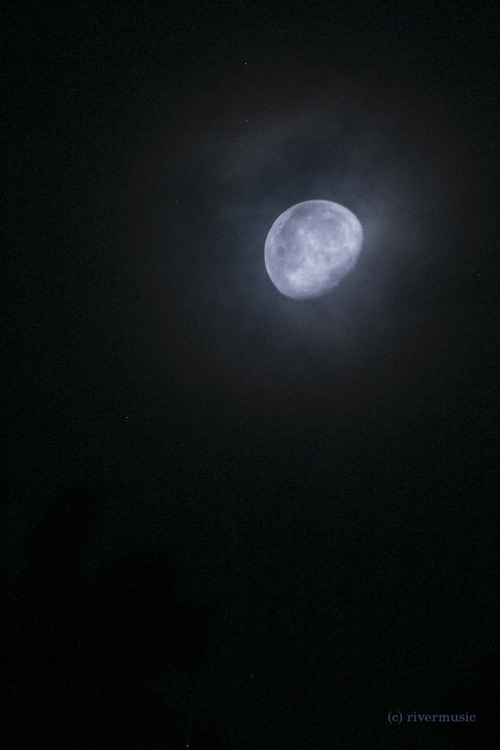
[{"x1": 264, "y1": 200, "x2": 363, "y2": 300}]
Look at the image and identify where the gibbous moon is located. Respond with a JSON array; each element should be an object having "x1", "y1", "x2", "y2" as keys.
[{"x1": 264, "y1": 200, "x2": 363, "y2": 299}]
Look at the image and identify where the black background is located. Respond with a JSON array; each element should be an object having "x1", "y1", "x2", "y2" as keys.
[{"x1": 2, "y1": 1, "x2": 498, "y2": 747}]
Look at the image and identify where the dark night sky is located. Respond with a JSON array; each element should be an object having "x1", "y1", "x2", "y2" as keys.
[{"x1": 1, "y1": 1, "x2": 498, "y2": 748}]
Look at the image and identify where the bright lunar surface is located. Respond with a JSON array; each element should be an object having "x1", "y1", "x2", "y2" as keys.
[{"x1": 264, "y1": 200, "x2": 363, "y2": 300}]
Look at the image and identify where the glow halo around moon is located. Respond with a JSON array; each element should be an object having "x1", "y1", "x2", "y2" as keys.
[{"x1": 264, "y1": 200, "x2": 363, "y2": 300}]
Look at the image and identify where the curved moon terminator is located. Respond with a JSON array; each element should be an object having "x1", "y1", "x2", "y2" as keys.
[{"x1": 264, "y1": 200, "x2": 363, "y2": 299}]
